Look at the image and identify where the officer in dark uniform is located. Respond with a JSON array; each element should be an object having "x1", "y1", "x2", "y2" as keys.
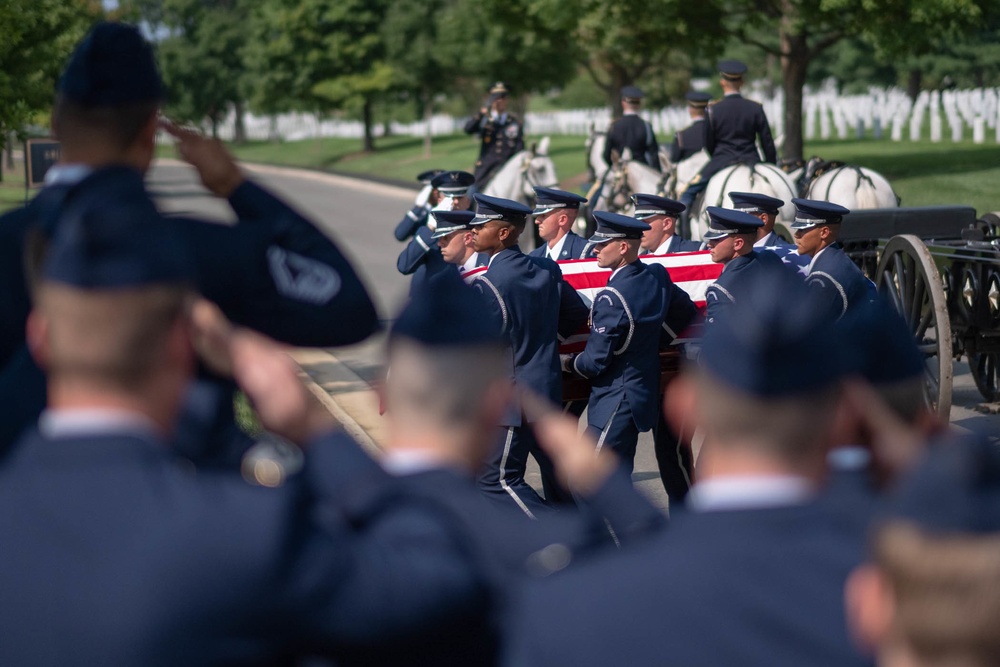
[
  {"x1": 0, "y1": 187, "x2": 494, "y2": 666},
  {"x1": 397, "y1": 170, "x2": 475, "y2": 292},
  {"x1": 469, "y1": 193, "x2": 589, "y2": 514},
  {"x1": 464, "y1": 82, "x2": 524, "y2": 187},
  {"x1": 680, "y1": 60, "x2": 777, "y2": 209},
  {"x1": 560, "y1": 211, "x2": 677, "y2": 474},
  {"x1": 504, "y1": 266, "x2": 874, "y2": 667},
  {"x1": 603, "y1": 86, "x2": 660, "y2": 171},
  {"x1": 703, "y1": 206, "x2": 789, "y2": 327},
  {"x1": 393, "y1": 169, "x2": 444, "y2": 242},
  {"x1": 529, "y1": 187, "x2": 592, "y2": 261},
  {"x1": 430, "y1": 209, "x2": 489, "y2": 272},
  {"x1": 667, "y1": 91, "x2": 712, "y2": 163},
  {"x1": 633, "y1": 193, "x2": 702, "y2": 254},
  {"x1": 0, "y1": 23, "x2": 378, "y2": 462},
  {"x1": 791, "y1": 198, "x2": 875, "y2": 321},
  {"x1": 729, "y1": 191, "x2": 810, "y2": 272}
]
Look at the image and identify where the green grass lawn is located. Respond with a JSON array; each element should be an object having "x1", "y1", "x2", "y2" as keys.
[{"x1": 0, "y1": 165, "x2": 32, "y2": 212}]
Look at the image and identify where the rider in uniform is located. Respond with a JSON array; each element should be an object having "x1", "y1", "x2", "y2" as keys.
[
  {"x1": 668, "y1": 91, "x2": 712, "y2": 163},
  {"x1": 680, "y1": 60, "x2": 777, "y2": 210},
  {"x1": 464, "y1": 82, "x2": 524, "y2": 188},
  {"x1": 603, "y1": 86, "x2": 660, "y2": 171}
]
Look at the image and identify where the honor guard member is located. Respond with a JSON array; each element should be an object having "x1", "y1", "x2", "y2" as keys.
[
  {"x1": 0, "y1": 23, "x2": 378, "y2": 461},
  {"x1": 353, "y1": 269, "x2": 665, "y2": 665},
  {"x1": 846, "y1": 437, "x2": 1000, "y2": 667},
  {"x1": 0, "y1": 188, "x2": 492, "y2": 666},
  {"x1": 633, "y1": 193, "x2": 702, "y2": 254},
  {"x1": 560, "y1": 211, "x2": 674, "y2": 474},
  {"x1": 470, "y1": 193, "x2": 589, "y2": 515},
  {"x1": 667, "y1": 91, "x2": 712, "y2": 163},
  {"x1": 703, "y1": 206, "x2": 789, "y2": 327},
  {"x1": 603, "y1": 86, "x2": 660, "y2": 171},
  {"x1": 393, "y1": 169, "x2": 444, "y2": 242},
  {"x1": 397, "y1": 171, "x2": 475, "y2": 292},
  {"x1": 464, "y1": 82, "x2": 524, "y2": 187},
  {"x1": 529, "y1": 186, "x2": 592, "y2": 261},
  {"x1": 729, "y1": 191, "x2": 810, "y2": 272},
  {"x1": 680, "y1": 60, "x2": 777, "y2": 209},
  {"x1": 791, "y1": 198, "x2": 874, "y2": 321},
  {"x1": 505, "y1": 267, "x2": 874, "y2": 667},
  {"x1": 430, "y1": 209, "x2": 489, "y2": 273}
]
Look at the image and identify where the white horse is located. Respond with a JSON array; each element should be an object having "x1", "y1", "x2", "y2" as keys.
[
  {"x1": 690, "y1": 162, "x2": 799, "y2": 241},
  {"x1": 660, "y1": 150, "x2": 710, "y2": 201},
  {"x1": 482, "y1": 137, "x2": 559, "y2": 206},
  {"x1": 805, "y1": 163, "x2": 899, "y2": 210}
]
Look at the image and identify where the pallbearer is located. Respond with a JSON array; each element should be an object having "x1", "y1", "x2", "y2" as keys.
[
  {"x1": 668, "y1": 91, "x2": 712, "y2": 164},
  {"x1": 560, "y1": 211, "x2": 675, "y2": 474},
  {"x1": 470, "y1": 193, "x2": 588, "y2": 514},
  {"x1": 633, "y1": 193, "x2": 701, "y2": 254},
  {"x1": 728, "y1": 191, "x2": 809, "y2": 271},
  {"x1": 791, "y1": 198, "x2": 874, "y2": 320},
  {"x1": 529, "y1": 187, "x2": 592, "y2": 261},
  {"x1": 430, "y1": 209, "x2": 489, "y2": 273}
]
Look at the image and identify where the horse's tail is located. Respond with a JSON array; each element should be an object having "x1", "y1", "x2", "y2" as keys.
[{"x1": 852, "y1": 168, "x2": 881, "y2": 210}]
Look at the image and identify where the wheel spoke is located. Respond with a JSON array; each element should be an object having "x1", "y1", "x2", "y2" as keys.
[
  {"x1": 916, "y1": 310, "x2": 932, "y2": 340},
  {"x1": 893, "y1": 253, "x2": 907, "y2": 310},
  {"x1": 910, "y1": 275, "x2": 925, "y2": 327}
]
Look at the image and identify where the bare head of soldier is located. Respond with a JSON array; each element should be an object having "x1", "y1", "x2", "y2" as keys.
[
  {"x1": 385, "y1": 271, "x2": 509, "y2": 471},
  {"x1": 27, "y1": 175, "x2": 196, "y2": 435},
  {"x1": 846, "y1": 438, "x2": 1000, "y2": 667},
  {"x1": 52, "y1": 23, "x2": 163, "y2": 173}
]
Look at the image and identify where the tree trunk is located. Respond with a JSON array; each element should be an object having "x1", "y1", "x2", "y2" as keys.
[
  {"x1": 423, "y1": 95, "x2": 433, "y2": 159},
  {"x1": 233, "y1": 100, "x2": 247, "y2": 145},
  {"x1": 362, "y1": 96, "x2": 375, "y2": 152},
  {"x1": 906, "y1": 69, "x2": 922, "y2": 102},
  {"x1": 779, "y1": 23, "x2": 809, "y2": 162},
  {"x1": 607, "y1": 65, "x2": 628, "y2": 121}
]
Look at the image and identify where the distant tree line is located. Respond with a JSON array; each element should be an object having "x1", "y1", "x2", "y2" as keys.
[{"x1": 1, "y1": 0, "x2": 996, "y2": 164}]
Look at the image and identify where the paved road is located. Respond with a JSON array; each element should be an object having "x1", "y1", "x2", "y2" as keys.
[{"x1": 148, "y1": 159, "x2": 999, "y2": 511}]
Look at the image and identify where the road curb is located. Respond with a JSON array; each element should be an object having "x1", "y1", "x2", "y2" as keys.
[{"x1": 290, "y1": 348, "x2": 386, "y2": 457}]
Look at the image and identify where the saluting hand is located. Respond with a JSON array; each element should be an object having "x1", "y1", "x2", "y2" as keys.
[
  {"x1": 158, "y1": 118, "x2": 245, "y2": 198},
  {"x1": 522, "y1": 390, "x2": 617, "y2": 495},
  {"x1": 229, "y1": 329, "x2": 338, "y2": 447}
]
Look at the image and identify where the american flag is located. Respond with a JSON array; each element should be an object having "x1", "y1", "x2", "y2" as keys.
[{"x1": 462, "y1": 251, "x2": 723, "y2": 353}]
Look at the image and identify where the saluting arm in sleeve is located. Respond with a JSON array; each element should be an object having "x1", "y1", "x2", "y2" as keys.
[
  {"x1": 463, "y1": 113, "x2": 486, "y2": 135},
  {"x1": 178, "y1": 181, "x2": 378, "y2": 347},
  {"x1": 758, "y1": 108, "x2": 777, "y2": 164},
  {"x1": 396, "y1": 226, "x2": 435, "y2": 275},
  {"x1": 570, "y1": 291, "x2": 629, "y2": 379},
  {"x1": 393, "y1": 204, "x2": 429, "y2": 242}
]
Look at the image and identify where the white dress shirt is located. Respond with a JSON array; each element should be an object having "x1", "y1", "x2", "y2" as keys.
[{"x1": 687, "y1": 474, "x2": 815, "y2": 512}]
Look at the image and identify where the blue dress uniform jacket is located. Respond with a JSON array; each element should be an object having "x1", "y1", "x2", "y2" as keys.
[
  {"x1": 701, "y1": 94, "x2": 777, "y2": 183},
  {"x1": 668, "y1": 118, "x2": 706, "y2": 163},
  {"x1": 396, "y1": 225, "x2": 452, "y2": 293},
  {"x1": 394, "y1": 203, "x2": 431, "y2": 241},
  {"x1": 334, "y1": 461, "x2": 666, "y2": 667},
  {"x1": 602, "y1": 114, "x2": 660, "y2": 171},
  {"x1": 0, "y1": 168, "x2": 379, "y2": 460},
  {"x1": 472, "y1": 247, "x2": 588, "y2": 418},
  {"x1": 464, "y1": 113, "x2": 524, "y2": 185},
  {"x1": 806, "y1": 245, "x2": 875, "y2": 321},
  {"x1": 647, "y1": 234, "x2": 703, "y2": 254},
  {"x1": 0, "y1": 429, "x2": 488, "y2": 666},
  {"x1": 528, "y1": 231, "x2": 591, "y2": 261},
  {"x1": 502, "y1": 499, "x2": 873, "y2": 667},
  {"x1": 704, "y1": 251, "x2": 781, "y2": 326},
  {"x1": 572, "y1": 261, "x2": 670, "y2": 434}
]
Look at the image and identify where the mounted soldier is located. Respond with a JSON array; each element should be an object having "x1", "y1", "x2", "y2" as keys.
[
  {"x1": 603, "y1": 86, "x2": 660, "y2": 172},
  {"x1": 668, "y1": 91, "x2": 712, "y2": 164},
  {"x1": 464, "y1": 82, "x2": 524, "y2": 189}
]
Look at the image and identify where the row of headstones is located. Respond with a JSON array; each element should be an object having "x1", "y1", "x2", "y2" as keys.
[{"x1": 169, "y1": 86, "x2": 1000, "y2": 144}]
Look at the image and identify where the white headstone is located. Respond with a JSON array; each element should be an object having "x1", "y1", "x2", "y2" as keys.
[
  {"x1": 974, "y1": 116, "x2": 985, "y2": 143},
  {"x1": 930, "y1": 113, "x2": 942, "y2": 142}
]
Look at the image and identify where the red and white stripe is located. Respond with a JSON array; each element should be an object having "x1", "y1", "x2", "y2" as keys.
[{"x1": 462, "y1": 251, "x2": 722, "y2": 352}]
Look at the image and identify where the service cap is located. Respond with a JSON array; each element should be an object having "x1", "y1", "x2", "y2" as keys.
[
  {"x1": 702, "y1": 206, "x2": 764, "y2": 240},
  {"x1": 588, "y1": 210, "x2": 650, "y2": 244},
  {"x1": 718, "y1": 59, "x2": 748, "y2": 81},
  {"x1": 430, "y1": 209, "x2": 477, "y2": 239},
  {"x1": 431, "y1": 171, "x2": 475, "y2": 197},
  {"x1": 686, "y1": 91, "x2": 712, "y2": 108},
  {"x1": 470, "y1": 193, "x2": 532, "y2": 226},
  {"x1": 728, "y1": 192, "x2": 783, "y2": 216},
  {"x1": 790, "y1": 198, "x2": 850, "y2": 230},
  {"x1": 632, "y1": 193, "x2": 686, "y2": 219},
  {"x1": 57, "y1": 22, "x2": 164, "y2": 106},
  {"x1": 532, "y1": 186, "x2": 587, "y2": 215}
]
